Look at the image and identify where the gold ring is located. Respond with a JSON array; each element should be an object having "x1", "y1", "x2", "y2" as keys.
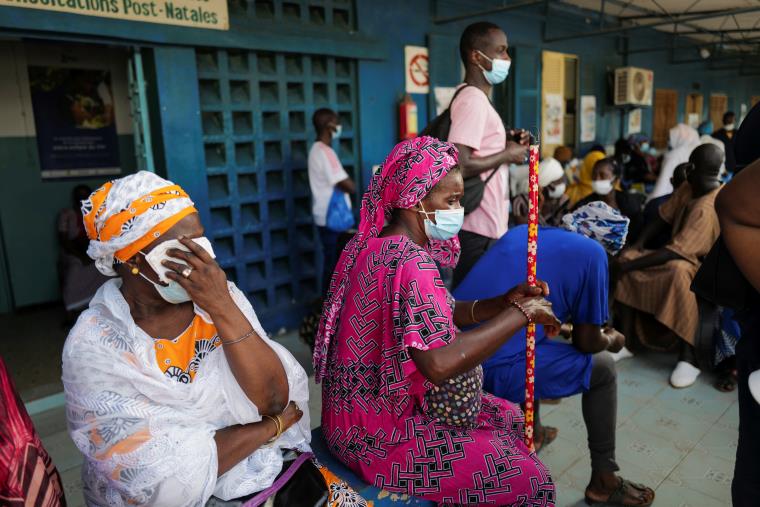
[{"x1": 182, "y1": 267, "x2": 193, "y2": 278}]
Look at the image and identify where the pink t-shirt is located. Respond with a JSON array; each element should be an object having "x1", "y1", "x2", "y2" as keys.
[{"x1": 448, "y1": 85, "x2": 509, "y2": 239}]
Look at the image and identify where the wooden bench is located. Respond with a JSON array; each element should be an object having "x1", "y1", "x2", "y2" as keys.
[{"x1": 311, "y1": 429, "x2": 435, "y2": 506}]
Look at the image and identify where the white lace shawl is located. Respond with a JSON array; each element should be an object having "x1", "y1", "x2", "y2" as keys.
[{"x1": 62, "y1": 279, "x2": 311, "y2": 506}]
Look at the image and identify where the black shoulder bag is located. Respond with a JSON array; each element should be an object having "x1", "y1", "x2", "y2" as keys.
[{"x1": 420, "y1": 85, "x2": 499, "y2": 215}]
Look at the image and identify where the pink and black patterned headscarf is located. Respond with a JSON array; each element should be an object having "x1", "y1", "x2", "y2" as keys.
[{"x1": 313, "y1": 136, "x2": 460, "y2": 382}]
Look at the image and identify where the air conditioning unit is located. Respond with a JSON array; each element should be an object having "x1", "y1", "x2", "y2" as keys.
[{"x1": 614, "y1": 67, "x2": 654, "y2": 106}]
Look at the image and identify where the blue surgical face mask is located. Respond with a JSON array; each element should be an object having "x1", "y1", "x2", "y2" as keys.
[
  {"x1": 332, "y1": 124, "x2": 342, "y2": 140},
  {"x1": 640, "y1": 142, "x2": 650, "y2": 152},
  {"x1": 419, "y1": 203, "x2": 464, "y2": 240},
  {"x1": 477, "y1": 50, "x2": 511, "y2": 85},
  {"x1": 139, "y1": 274, "x2": 192, "y2": 304}
]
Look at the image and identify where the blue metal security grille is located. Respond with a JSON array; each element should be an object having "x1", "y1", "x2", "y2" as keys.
[
  {"x1": 229, "y1": 0, "x2": 355, "y2": 28},
  {"x1": 195, "y1": 48, "x2": 359, "y2": 331}
]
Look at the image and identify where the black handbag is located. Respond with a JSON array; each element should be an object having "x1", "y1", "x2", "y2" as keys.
[
  {"x1": 239, "y1": 452, "x2": 328, "y2": 507},
  {"x1": 691, "y1": 235, "x2": 753, "y2": 311}
]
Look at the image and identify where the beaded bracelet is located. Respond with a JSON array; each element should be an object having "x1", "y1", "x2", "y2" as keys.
[{"x1": 509, "y1": 299, "x2": 532, "y2": 324}]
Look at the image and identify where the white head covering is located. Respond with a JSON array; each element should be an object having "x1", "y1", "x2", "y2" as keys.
[
  {"x1": 669, "y1": 123, "x2": 700, "y2": 150},
  {"x1": 538, "y1": 157, "x2": 565, "y2": 187},
  {"x1": 649, "y1": 124, "x2": 702, "y2": 201},
  {"x1": 82, "y1": 171, "x2": 196, "y2": 276}
]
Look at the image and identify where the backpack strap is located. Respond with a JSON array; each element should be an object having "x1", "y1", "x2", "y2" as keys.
[
  {"x1": 447, "y1": 84, "x2": 475, "y2": 110},
  {"x1": 483, "y1": 167, "x2": 499, "y2": 184}
]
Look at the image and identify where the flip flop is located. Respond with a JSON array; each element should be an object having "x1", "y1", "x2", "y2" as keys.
[{"x1": 585, "y1": 478, "x2": 655, "y2": 506}]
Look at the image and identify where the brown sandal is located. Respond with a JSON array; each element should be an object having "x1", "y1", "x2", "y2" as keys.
[
  {"x1": 533, "y1": 425, "x2": 558, "y2": 453},
  {"x1": 585, "y1": 478, "x2": 655, "y2": 506}
]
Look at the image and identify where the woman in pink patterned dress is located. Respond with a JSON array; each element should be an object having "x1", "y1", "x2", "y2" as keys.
[{"x1": 314, "y1": 137, "x2": 560, "y2": 506}]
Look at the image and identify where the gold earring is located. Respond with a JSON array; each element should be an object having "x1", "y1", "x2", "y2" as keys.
[{"x1": 131, "y1": 267, "x2": 139, "y2": 275}]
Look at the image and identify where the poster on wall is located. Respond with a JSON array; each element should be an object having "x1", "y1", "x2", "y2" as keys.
[
  {"x1": 405, "y1": 46, "x2": 429, "y2": 94},
  {"x1": 543, "y1": 93, "x2": 564, "y2": 144},
  {"x1": 628, "y1": 108, "x2": 642, "y2": 135},
  {"x1": 28, "y1": 66, "x2": 121, "y2": 179},
  {"x1": 580, "y1": 95, "x2": 596, "y2": 142}
]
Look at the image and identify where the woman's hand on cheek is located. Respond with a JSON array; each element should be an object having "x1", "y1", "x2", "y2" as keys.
[{"x1": 162, "y1": 236, "x2": 232, "y2": 314}]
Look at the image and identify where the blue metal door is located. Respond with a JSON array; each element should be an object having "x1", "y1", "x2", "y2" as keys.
[{"x1": 195, "y1": 49, "x2": 360, "y2": 331}]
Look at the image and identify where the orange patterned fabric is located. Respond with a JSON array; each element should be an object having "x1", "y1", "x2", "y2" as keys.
[
  {"x1": 83, "y1": 183, "x2": 197, "y2": 262},
  {"x1": 153, "y1": 315, "x2": 222, "y2": 383},
  {"x1": 114, "y1": 206, "x2": 197, "y2": 262},
  {"x1": 316, "y1": 463, "x2": 372, "y2": 507},
  {"x1": 80, "y1": 172, "x2": 197, "y2": 276}
]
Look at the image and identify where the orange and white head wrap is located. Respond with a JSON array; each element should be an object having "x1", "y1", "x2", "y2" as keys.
[{"x1": 82, "y1": 171, "x2": 197, "y2": 276}]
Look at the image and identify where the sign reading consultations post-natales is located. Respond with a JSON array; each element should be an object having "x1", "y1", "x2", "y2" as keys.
[{"x1": 0, "y1": 0, "x2": 229, "y2": 30}]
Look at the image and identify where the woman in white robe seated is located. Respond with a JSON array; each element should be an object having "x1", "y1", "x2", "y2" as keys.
[{"x1": 62, "y1": 171, "x2": 365, "y2": 506}]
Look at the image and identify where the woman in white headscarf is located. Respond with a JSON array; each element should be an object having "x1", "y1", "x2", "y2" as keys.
[
  {"x1": 649, "y1": 124, "x2": 700, "y2": 200},
  {"x1": 511, "y1": 156, "x2": 568, "y2": 226},
  {"x1": 62, "y1": 171, "x2": 365, "y2": 506}
]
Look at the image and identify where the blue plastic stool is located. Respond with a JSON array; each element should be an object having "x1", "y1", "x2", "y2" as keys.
[{"x1": 311, "y1": 428, "x2": 435, "y2": 506}]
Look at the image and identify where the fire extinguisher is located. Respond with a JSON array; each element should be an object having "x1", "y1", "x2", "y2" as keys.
[{"x1": 399, "y1": 94, "x2": 418, "y2": 140}]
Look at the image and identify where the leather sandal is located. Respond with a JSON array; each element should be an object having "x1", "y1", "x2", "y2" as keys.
[{"x1": 585, "y1": 478, "x2": 655, "y2": 506}]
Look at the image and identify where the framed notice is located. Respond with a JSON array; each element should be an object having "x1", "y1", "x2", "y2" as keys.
[
  {"x1": 28, "y1": 66, "x2": 121, "y2": 179},
  {"x1": 0, "y1": 0, "x2": 228, "y2": 30},
  {"x1": 543, "y1": 93, "x2": 564, "y2": 144},
  {"x1": 628, "y1": 108, "x2": 642, "y2": 135},
  {"x1": 405, "y1": 46, "x2": 429, "y2": 94},
  {"x1": 580, "y1": 95, "x2": 596, "y2": 142}
]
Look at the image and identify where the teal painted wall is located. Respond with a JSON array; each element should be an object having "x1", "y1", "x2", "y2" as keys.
[
  {"x1": 0, "y1": 136, "x2": 135, "y2": 308},
  {"x1": 356, "y1": 0, "x2": 760, "y2": 175}
]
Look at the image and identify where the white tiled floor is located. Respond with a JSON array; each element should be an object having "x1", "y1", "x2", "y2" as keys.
[
  {"x1": 32, "y1": 340, "x2": 738, "y2": 506},
  {"x1": 540, "y1": 350, "x2": 738, "y2": 506}
]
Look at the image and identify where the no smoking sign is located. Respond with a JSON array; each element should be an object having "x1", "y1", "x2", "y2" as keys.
[{"x1": 405, "y1": 46, "x2": 429, "y2": 94}]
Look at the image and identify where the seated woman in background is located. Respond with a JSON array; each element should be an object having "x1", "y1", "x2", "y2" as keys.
[
  {"x1": 573, "y1": 157, "x2": 645, "y2": 244},
  {"x1": 63, "y1": 171, "x2": 365, "y2": 506},
  {"x1": 649, "y1": 124, "x2": 700, "y2": 201},
  {"x1": 58, "y1": 184, "x2": 111, "y2": 324},
  {"x1": 567, "y1": 145, "x2": 607, "y2": 206},
  {"x1": 315, "y1": 137, "x2": 560, "y2": 505},
  {"x1": 512, "y1": 157, "x2": 569, "y2": 227}
]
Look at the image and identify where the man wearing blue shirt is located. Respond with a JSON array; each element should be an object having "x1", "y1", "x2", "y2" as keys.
[{"x1": 454, "y1": 224, "x2": 654, "y2": 505}]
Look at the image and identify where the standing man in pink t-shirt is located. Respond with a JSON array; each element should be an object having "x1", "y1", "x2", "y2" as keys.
[{"x1": 450, "y1": 22, "x2": 529, "y2": 288}]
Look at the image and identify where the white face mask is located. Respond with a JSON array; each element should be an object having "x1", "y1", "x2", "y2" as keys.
[
  {"x1": 332, "y1": 124, "x2": 343, "y2": 140},
  {"x1": 724, "y1": 123, "x2": 735, "y2": 131},
  {"x1": 592, "y1": 179, "x2": 614, "y2": 196},
  {"x1": 139, "y1": 237, "x2": 216, "y2": 304},
  {"x1": 547, "y1": 183, "x2": 566, "y2": 199}
]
